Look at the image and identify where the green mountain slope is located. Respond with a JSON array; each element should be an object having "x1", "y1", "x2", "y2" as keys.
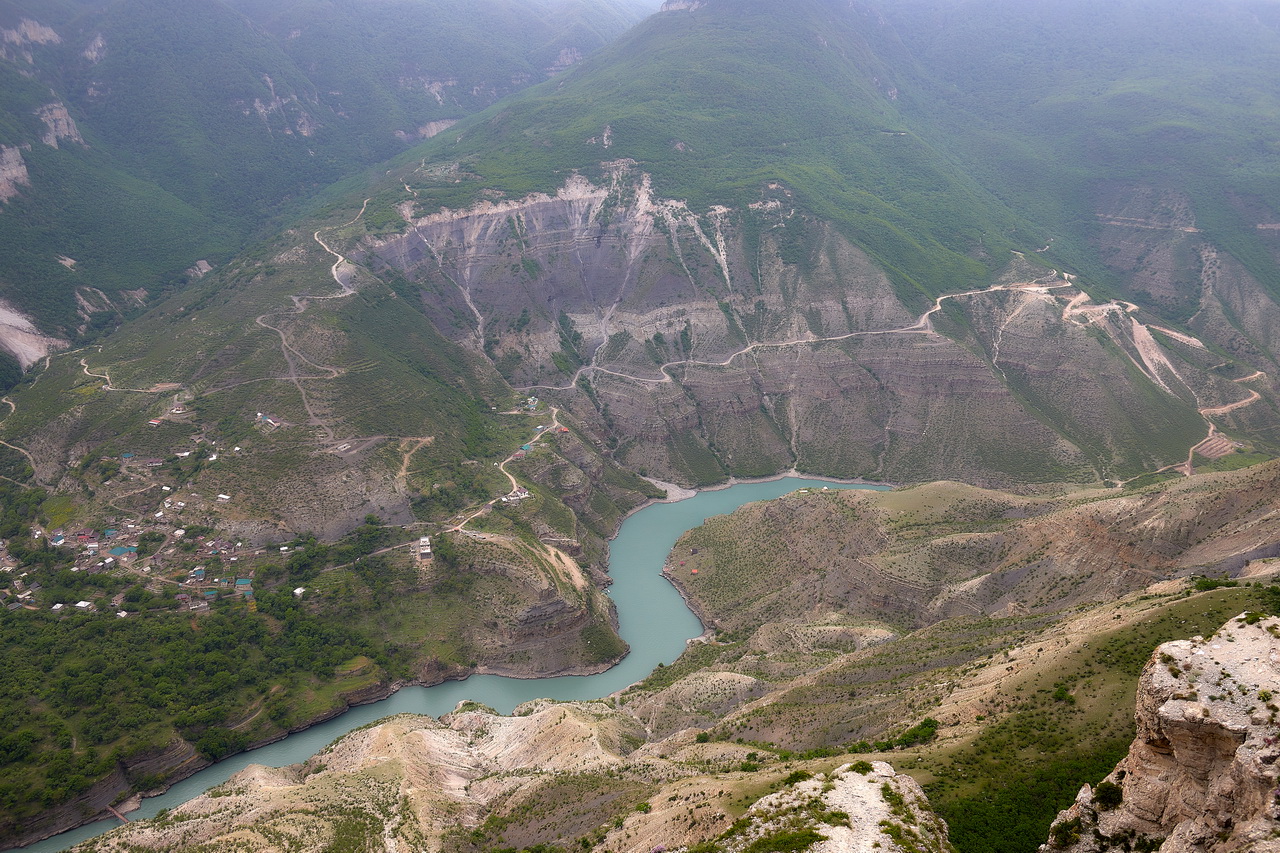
[
  {"x1": 880, "y1": 0, "x2": 1280, "y2": 302},
  {"x1": 0, "y1": 0, "x2": 649, "y2": 335},
  {"x1": 232, "y1": 0, "x2": 650, "y2": 152},
  {"x1": 7, "y1": 0, "x2": 1280, "y2": 516},
  {"x1": 417, "y1": 0, "x2": 1033, "y2": 304}
]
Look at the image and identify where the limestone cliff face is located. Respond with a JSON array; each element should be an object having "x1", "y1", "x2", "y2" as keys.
[
  {"x1": 35, "y1": 102, "x2": 84, "y2": 149},
  {"x1": 0, "y1": 144, "x2": 30, "y2": 203},
  {"x1": 1044, "y1": 615, "x2": 1280, "y2": 853},
  {"x1": 358, "y1": 167, "x2": 1264, "y2": 487}
]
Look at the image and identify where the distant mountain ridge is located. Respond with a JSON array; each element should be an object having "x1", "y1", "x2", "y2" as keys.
[
  {"x1": 3, "y1": 0, "x2": 1279, "y2": 531},
  {"x1": 0, "y1": 0, "x2": 651, "y2": 361}
]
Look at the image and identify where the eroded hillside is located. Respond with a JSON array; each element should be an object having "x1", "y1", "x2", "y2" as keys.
[{"x1": 59, "y1": 466, "x2": 1280, "y2": 853}]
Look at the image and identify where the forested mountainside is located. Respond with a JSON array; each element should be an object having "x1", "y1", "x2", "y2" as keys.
[{"x1": 0, "y1": 0, "x2": 650, "y2": 347}]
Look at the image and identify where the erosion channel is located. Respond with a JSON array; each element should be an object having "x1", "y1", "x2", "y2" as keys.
[{"x1": 23, "y1": 477, "x2": 889, "y2": 852}]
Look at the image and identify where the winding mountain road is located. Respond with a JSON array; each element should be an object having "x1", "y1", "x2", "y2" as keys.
[
  {"x1": 520, "y1": 275, "x2": 1070, "y2": 392},
  {"x1": 0, "y1": 396, "x2": 36, "y2": 470},
  {"x1": 250, "y1": 199, "x2": 373, "y2": 445},
  {"x1": 512, "y1": 270, "x2": 1273, "y2": 486},
  {"x1": 447, "y1": 407, "x2": 564, "y2": 533}
]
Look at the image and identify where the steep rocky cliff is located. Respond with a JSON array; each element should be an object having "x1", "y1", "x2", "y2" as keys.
[
  {"x1": 1044, "y1": 614, "x2": 1280, "y2": 853},
  {"x1": 0, "y1": 144, "x2": 29, "y2": 202},
  {"x1": 359, "y1": 167, "x2": 1273, "y2": 488}
]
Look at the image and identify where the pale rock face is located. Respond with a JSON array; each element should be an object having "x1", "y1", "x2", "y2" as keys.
[
  {"x1": 0, "y1": 145, "x2": 31, "y2": 203},
  {"x1": 0, "y1": 18, "x2": 60, "y2": 63},
  {"x1": 547, "y1": 46, "x2": 583, "y2": 75},
  {"x1": 729, "y1": 762, "x2": 956, "y2": 853},
  {"x1": 82, "y1": 33, "x2": 106, "y2": 62},
  {"x1": 35, "y1": 103, "x2": 85, "y2": 149},
  {"x1": 1044, "y1": 615, "x2": 1280, "y2": 853},
  {"x1": 0, "y1": 297, "x2": 68, "y2": 368},
  {"x1": 1, "y1": 18, "x2": 59, "y2": 45},
  {"x1": 661, "y1": 0, "x2": 707, "y2": 10},
  {"x1": 1, "y1": 18, "x2": 60, "y2": 47},
  {"x1": 246, "y1": 75, "x2": 319, "y2": 137},
  {"x1": 185, "y1": 261, "x2": 213, "y2": 279},
  {"x1": 393, "y1": 119, "x2": 458, "y2": 143}
]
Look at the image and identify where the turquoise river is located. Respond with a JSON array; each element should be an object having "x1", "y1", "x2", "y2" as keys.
[{"x1": 23, "y1": 477, "x2": 888, "y2": 852}]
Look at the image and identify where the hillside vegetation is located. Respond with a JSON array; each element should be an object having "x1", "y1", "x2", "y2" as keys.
[{"x1": 0, "y1": 0, "x2": 649, "y2": 332}]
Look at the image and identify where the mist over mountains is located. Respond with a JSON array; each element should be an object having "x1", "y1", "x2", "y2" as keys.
[
  {"x1": 0, "y1": 0, "x2": 650, "y2": 339},
  {"x1": 2, "y1": 1, "x2": 1280, "y2": 850}
]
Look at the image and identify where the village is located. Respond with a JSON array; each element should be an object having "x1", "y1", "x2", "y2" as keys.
[
  {"x1": 0, "y1": 386, "x2": 581, "y2": 625},
  {"x1": 1, "y1": 476, "x2": 268, "y2": 618},
  {"x1": 0, "y1": 396, "x2": 569, "y2": 620},
  {"x1": 0, "y1": 432, "x2": 358, "y2": 619}
]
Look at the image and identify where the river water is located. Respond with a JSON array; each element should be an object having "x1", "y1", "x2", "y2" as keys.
[{"x1": 23, "y1": 477, "x2": 887, "y2": 852}]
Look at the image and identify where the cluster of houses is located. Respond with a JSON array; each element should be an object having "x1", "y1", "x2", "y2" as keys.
[
  {"x1": 1, "y1": 570, "x2": 105, "y2": 615},
  {"x1": 0, "y1": 501, "x2": 268, "y2": 616},
  {"x1": 49, "y1": 526, "x2": 139, "y2": 572}
]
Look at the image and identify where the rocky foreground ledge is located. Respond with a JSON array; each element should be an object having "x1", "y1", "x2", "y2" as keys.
[
  {"x1": 79, "y1": 612, "x2": 1280, "y2": 852},
  {"x1": 70, "y1": 697, "x2": 952, "y2": 853},
  {"x1": 1045, "y1": 613, "x2": 1280, "y2": 853}
]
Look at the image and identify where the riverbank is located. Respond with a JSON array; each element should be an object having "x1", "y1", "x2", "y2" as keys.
[
  {"x1": 19, "y1": 476, "x2": 888, "y2": 853},
  {"x1": 704, "y1": 469, "x2": 896, "y2": 492},
  {"x1": 658, "y1": 562, "x2": 719, "y2": 640},
  {"x1": 644, "y1": 470, "x2": 894, "y2": 504}
]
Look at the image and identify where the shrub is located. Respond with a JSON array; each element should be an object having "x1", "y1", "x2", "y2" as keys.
[
  {"x1": 743, "y1": 829, "x2": 824, "y2": 853},
  {"x1": 1050, "y1": 817, "x2": 1083, "y2": 847},
  {"x1": 1194, "y1": 577, "x2": 1239, "y2": 591},
  {"x1": 1093, "y1": 780, "x2": 1123, "y2": 811}
]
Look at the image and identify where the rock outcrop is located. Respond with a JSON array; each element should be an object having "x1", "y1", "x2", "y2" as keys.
[
  {"x1": 74, "y1": 703, "x2": 649, "y2": 852},
  {"x1": 35, "y1": 102, "x2": 85, "y2": 148},
  {"x1": 1044, "y1": 614, "x2": 1280, "y2": 853},
  {"x1": 1, "y1": 17, "x2": 60, "y2": 63},
  {"x1": 0, "y1": 144, "x2": 31, "y2": 203},
  {"x1": 729, "y1": 761, "x2": 955, "y2": 853}
]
